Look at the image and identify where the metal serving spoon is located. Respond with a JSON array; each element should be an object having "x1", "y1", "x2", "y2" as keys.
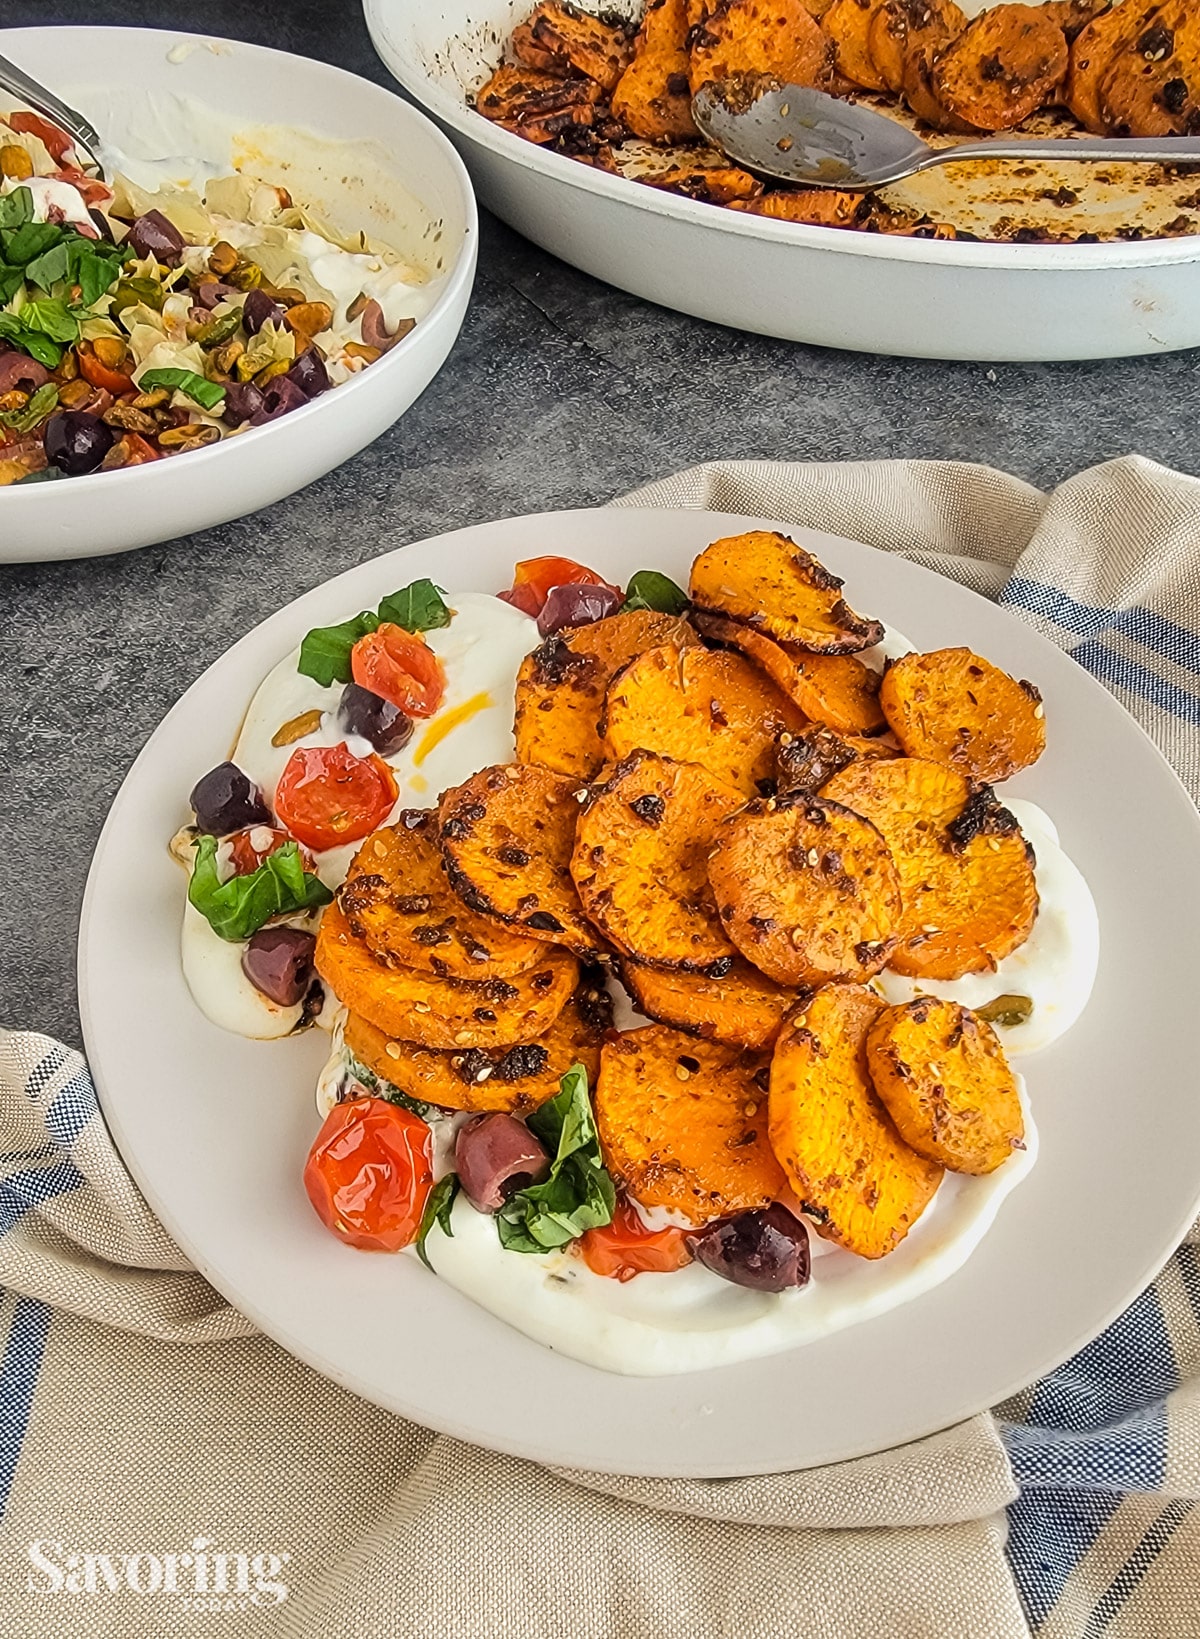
[
  {"x1": 692, "y1": 80, "x2": 1200, "y2": 191},
  {"x1": 0, "y1": 51, "x2": 104, "y2": 175}
]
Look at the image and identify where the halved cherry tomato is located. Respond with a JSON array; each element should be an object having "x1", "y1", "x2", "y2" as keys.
[
  {"x1": 274, "y1": 743, "x2": 398, "y2": 853},
  {"x1": 77, "y1": 343, "x2": 135, "y2": 396},
  {"x1": 227, "y1": 825, "x2": 315, "y2": 877},
  {"x1": 120, "y1": 433, "x2": 161, "y2": 466},
  {"x1": 304, "y1": 1096, "x2": 434, "y2": 1252},
  {"x1": 579, "y1": 1196, "x2": 693, "y2": 1282},
  {"x1": 350, "y1": 623, "x2": 446, "y2": 719},
  {"x1": 498, "y1": 556, "x2": 617, "y2": 618},
  {"x1": 7, "y1": 111, "x2": 73, "y2": 164}
]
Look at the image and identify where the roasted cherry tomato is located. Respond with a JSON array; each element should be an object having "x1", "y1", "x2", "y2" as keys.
[
  {"x1": 579, "y1": 1196, "x2": 693, "y2": 1282},
  {"x1": 499, "y1": 556, "x2": 617, "y2": 618},
  {"x1": 227, "y1": 825, "x2": 315, "y2": 876},
  {"x1": 274, "y1": 743, "x2": 398, "y2": 853},
  {"x1": 77, "y1": 343, "x2": 135, "y2": 396},
  {"x1": 350, "y1": 623, "x2": 446, "y2": 719},
  {"x1": 303, "y1": 1096, "x2": 434, "y2": 1252},
  {"x1": 8, "y1": 111, "x2": 74, "y2": 163},
  {"x1": 119, "y1": 432, "x2": 161, "y2": 465}
]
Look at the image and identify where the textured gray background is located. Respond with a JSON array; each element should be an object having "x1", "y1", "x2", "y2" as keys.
[{"x1": 1, "y1": 0, "x2": 1197, "y2": 1045}]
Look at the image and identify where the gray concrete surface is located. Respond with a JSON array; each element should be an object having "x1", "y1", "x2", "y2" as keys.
[{"x1": 2, "y1": 0, "x2": 1197, "y2": 1044}]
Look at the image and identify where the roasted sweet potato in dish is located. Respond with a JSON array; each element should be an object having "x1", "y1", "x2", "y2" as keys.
[
  {"x1": 708, "y1": 792, "x2": 902, "y2": 986},
  {"x1": 438, "y1": 764, "x2": 597, "y2": 956},
  {"x1": 866, "y1": 997, "x2": 1025, "y2": 1174},
  {"x1": 514, "y1": 608, "x2": 697, "y2": 781},
  {"x1": 337, "y1": 814, "x2": 545, "y2": 983},
  {"x1": 903, "y1": 37, "x2": 977, "y2": 127},
  {"x1": 689, "y1": 0, "x2": 837, "y2": 94},
  {"x1": 824, "y1": 0, "x2": 891, "y2": 90},
  {"x1": 631, "y1": 155, "x2": 764, "y2": 203},
  {"x1": 694, "y1": 610, "x2": 886, "y2": 732},
  {"x1": 529, "y1": 0, "x2": 635, "y2": 91},
  {"x1": 315, "y1": 901, "x2": 580, "y2": 1050},
  {"x1": 727, "y1": 189, "x2": 868, "y2": 227},
  {"x1": 1065, "y1": 1, "x2": 1157, "y2": 131},
  {"x1": 596, "y1": 1025, "x2": 784, "y2": 1225},
  {"x1": 511, "y1": 19, "x2": 571, "y2": 73},
  {"x1": 613, "y1": 0, "x2": 700, "y2": 142},
  {"x1": 879, "y1": 647, "x2": 1046, "y2": 783},
  {"x1": 619, "y1": 954, "x2": 797, "y2": 1049},
  {"x1": 1099, "y1": 3, "x2": 1200, "y2": 138},
  {"x1": 572, "y1": 750, "x2": 742, "y2": 973},
  {"x1": 775, "y1": 724, "x2": 897, "y2": 797},
  {"x1": 869, "y1": 0, "x2": 966, "y2": 94},
  {"x1": 602, "y1": 640, "x2": 806, "y2": 796},
  {"x1": 821, "y1": 757, "x2": 1038, "y2": 979},
  {"x1": 343, "y1": 967, "x2": 611, "y2": 1116},
  {"x1": 474, "y1": 63, "x2": 602, "y2": 127},
  {"x1": 769, "y1": 985, "x2": 943, "y2": 1259},
  {"x1": 932, "y1": 4, "x2": 1069, "y2": 131},
  {"x1": 1041, "y1": 0, "x2": 1111, "y2": 45},
  {"x1": 689, "y1": 532, "x2": 885, "y2": 654}
]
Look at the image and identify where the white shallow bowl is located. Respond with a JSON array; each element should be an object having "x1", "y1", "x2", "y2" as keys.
[
  {"x1": 0, "y1": 27, "x2": 477, "y2": 563},
  {"x1": 365, "y1": 0, "x2": 1200, "y2": 362},
  {"x1": 80, "y1": 506, "x2": 1200, "y2": 1477}
]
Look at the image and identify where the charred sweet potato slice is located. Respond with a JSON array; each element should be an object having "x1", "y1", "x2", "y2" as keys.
[
  {"x1": 931, "y1": 4, "x2": 1069, "y2": 131},
  {"x1": 337, "y1": 813, "x2": 545, "y2": 982},
  {"x1": 1065, "y1": 2, "x2": 1157, "y2": 131},
  {"x1": 694, "y1": 610, "x2": 885, "y2": 732},
  {"x1": 572, "y1": 750, "x2": 742, "y2": 973},
  {"x1": 1041, "y1": 0, "x2": 1111, "y2": 46},
  {"x1": 775, "y1": 724, "x2": 898, "y2": 797},
  {"x1": 514, "y1": 608, "x2": 698, "y2": 781},
  {"x1": 602, "y1": 641, "x2": 806, "y2": 796},
  {"x1": 638, "y1": 158, "x2": 764, "y2": 203},
  {"x1": 768, "y1": 985, "x2": 943, "y2": 1259},
  {"x1": 596, "y1": 1025, "x2": 784, "y2": 1224},
  {"x1": 689, "y1": 531, "x2": 885, "y2": 654},
  {"x1": 821, "y1": 757, "x2": 1038, "y2": 980},
  {"x1": 727, "y1": 189, "x2": 867, "y2": 227},
  {"x1": 511, "y1": 19, "x2": 571, "y2": 73},
  {"x1": 529, "y1": 0, "x2": 635, "y2": 91},
  {"x1": 689, "y1": 0, "x2": 837, "y2": 94},
  {"x1": 879, "y1": 647, "x2": 1046, "y2": 783},
  {"x1": 613, "y1": 0, "x2": 700, "y2": 141},
  {"x1": 824, "y1": 0, "x2": 891, "y2": 89},
  {"x1": 1099, "y1": 3, "x2": 1200, "y2": 138},
  {"x1": 474, "y1": 64, "x2": 602, "y2": 124},
  {"x1": 869, "y1": 0, "x2": 966, "y2": 93},
  {"x1": 343, "y1": 967, "x2": 612, "y2": 1116},
  {"x1": 438, "y1": 764, "x2": 597, "y2": 956},
  {"x1": 619, "y1": 955, "x2": 797, "y2": 1049},
  {"x1": 708, "y1": 792, "x2": 901, "y2": 987},
  {"x1": 903, "y1": 37, "x2": 978, "y2": 127},
  {"x1": 866, "y1": 997, "x2": 1025, "y2": 1175},
  {"x1": 315, "y1": 901, "x2": 580, "y2": 1050}
]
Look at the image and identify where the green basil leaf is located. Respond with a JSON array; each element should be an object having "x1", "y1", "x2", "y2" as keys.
[
  {"x1": 296, "y1": 611, "x2": 380, "y2": 687},
  {"x1": 0, "y1": 187, "x2": 34, "y2": 230},
  {"x1": 623, "y1": 570, "x2": 689, "y2": 615},
  {"x1": 496, "y1": 1064, "x2": 616, "y2": 1254},
  {"x1": 0, "y1": 265, "x2": 25, "y2": 303},
  {"x1": 416, "y1": 1174, "x2": 459, "y2": 1270},
  {"x1": 187, "y1": 834, "x2": 332, "y2": 942},
  {"x1": 139, "y1": 366, "x2": 226, "y2": 412},
  {"x1": 22, "y1": 240, "x2": 69, "y2": 291},
  {"x1": 69, "y1": 237, "x2": 127, "y2": 308},
  {"x1": 2, "y1": 220, "x2": 63, "y2": 269},
  {"x1": 0, "y1": 318, "x2": 62, "y2": 367},
  {"x1": 376, "y1": 578, "x2": 451, "y2": 634},
  {"x1": 0, "y1": 382, "x2": 57, "y2": 433},
  {"x1": 18, "y1": 296, "x2": 79, "y2": 343}
]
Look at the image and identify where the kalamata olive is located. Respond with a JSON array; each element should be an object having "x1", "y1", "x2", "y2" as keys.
[
  {"x1": 249, "y1": 376, "x2": 308, "y2": 425},
  {"x1": 87, "y1": 206, "x2": 116, "y2": 243},
  {"x1": 44, "y1": 411, "x2": 113, "y2": 477},
  {"x1": 128, "y1": 208, "x2": 186, "y2": 265},
  {"x1": 194, "y1": 280, "x2": 237, "y2": 310},
  {"x1": 454, "y1": 1113, "x2": 551, "y2": 1213},
  {"x1": 691, "y1": 1202, "x2": 811, "y2": 1293},
  {"x1": 537, "y1": 582, "x2": 624, "y2": 637},
  {"x1": 337, "y1": 683, "x2": 414, "y2": 756},
  {"x1": 189, "y1": 761, "x2": 272, "y2": 836},
  {"x1": 241, "y1": 288, "x2": 284, "y2": 334},
  {"x1": 0, "y1": 350, "x2": 50, "y2": 395},
  {"x1": 241, "y1": 925, "x2": 316, "y2": 1006},
  {"x1": 286, "y1": 348, "x2": 331, "y2": 399},
  {"x1": 222, "y1": 381, "x2": 265, "y2": 426}
]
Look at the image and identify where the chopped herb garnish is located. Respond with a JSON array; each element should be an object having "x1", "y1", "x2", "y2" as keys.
[{"x1": 416, "y1": 1174, "x2": 460, "y2": 1270}]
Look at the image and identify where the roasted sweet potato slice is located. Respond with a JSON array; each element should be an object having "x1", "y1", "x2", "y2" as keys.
[
  {"x1": 694, "y1": 610, "x2": 885, "y2": 732},
  {"x1": 689, "y1": 0, "x2": 837, "y2": 94},
  {"x1": 343, "y1": 967, "x2": 612, "y2": 1116},
  {"x1": 709, "y1": 791, "x2": 901, "y2": 987},
  {"x1": 689, "y1": 531, "x2": 885, "y2": 654},
  {"x1": 932, "y1": 4, "x2": 1069, "y2": 131},
  {"x1": 337, "y1": 813, "x2": 545, "y2": 983},
  {"x1": 866, "y1": 997, "x2": 1025, "y2": 1175},
  {"x1": 602, "y1": 641, "x2": 806, "y2": 796},
  {"x1": 879, "y1": 647, "x2": 1046, "y2": 783},
  {"x1": 438, "y1": 764, "x2": 597, "y2": 956},
  {"x1": 613, "y1": 0, "x2": 700, "y2": 141},
  {"x1": 727, "y1": 189, "x2": 867, "y2": 227},
  {"x1": 596, "y1": 1025, "x2": 784, "y2": 1224},
  {"x1": 1099, "y1": 3, "x2": 1200, "y2": 138},
  {"x1": 1065, "y1": 2, "x2": 1157, "y2": 131},
  {"x1": 637, "y1": 158, "x2": 764, "y2": 203},
  {"x1": 775, "y1": 724, "x2": 898, "y2": 797},
  {"x1": 824, "y1": 0, "x2": 891, "y2": 89},
  {"x1": 529, "y1": 0, "x2": 635, "y2": 91},
  {"x1": 572, "y1": 750, "x2": 742, "y2": 973},
  {"x1": 768, "y1": 985, "x2": 943, "y2": 1259},
  {"x1": 903, "y1": 37, "x2": 977, "y2": 127},
  {"x1": 315, "y1": 901, "x2": 580, "y2": 1050},
  {"x1": 474, "y1": 64, "x2": 602, "y2": 124},
  {"x1": 619, "y1": 955, "x2": 797, "y2": 1049},
  {"x1": 511, "y1": 19, "x2": 571, "y2": 73},
  {"x1": 869, "y1": 0, "x2": 966, "y2": 94},
  {"x1": 514, "y1": 608, "x2": 698, "y2": 781},
  {"x1": 1041, "y1": 0, "x2": 1111, "y2": 45},
  {"x1": 821, "y1": 757, "x2": 1038, "y2": 980}
]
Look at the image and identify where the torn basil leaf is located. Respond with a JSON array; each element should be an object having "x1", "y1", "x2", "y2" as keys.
[
  {"x1": 377, "y1": 578, "x2": 451, "y2": 634},
  {"x1": 416, "y1": 1175, "x2": 459, "y2": 1270},
  {"x1": 623, "y1": 570, "x2": 689, "y2": 615},
  {"x1": 187, "y1": 835, "x2": 331, "y2": 942},
  {"x1": 495, "y1": 1064, "x2": 615, "y2": 1253}
]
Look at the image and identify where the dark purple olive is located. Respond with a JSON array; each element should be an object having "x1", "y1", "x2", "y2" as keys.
[
  {"x1": 691, "y1": 1202, "x2": 810, "y2": 1293},
  {"x1": 44, "y1": 411, "x2": 113, "y2": 477},
  {"x1": 455, "y1": 1113, "x2": 551, "y2": 1213},
  {"x1": 0, "y1": 350, "x2": 50, "y2": 395},
  {"x1": 128, "y1": 208, "x2": 186, "y2": 266},
  {"x1": 189, "y1": 762, "x2": 272, "y2": 836},
  {"x1": 537, "y1": 582, "x2": 623, "y2": 638},
  {"x1": 195, "y1": 280, "x2": 237, "y2": 310},
  {"x1": 241, "y1": 288, "x2": 284, "y2": 334},
  {"x1": 222, "y1": 381, "x2": 265, "y2": 427},
  {"x1": 286, "y1": 348, "x2": 331, "y2": 399},
  {"x1": 337, "y1": 683, "x2": 414, "y2": 756},
  {"x1": 249, "y1": 376, "x2": 308, "y2": 425},
  {"x1": 87, "y1": 206, "x2": 116, "y2": 243},
  {"x1": 241, "y1": 926, "x2": 316, "y2": 1006}
]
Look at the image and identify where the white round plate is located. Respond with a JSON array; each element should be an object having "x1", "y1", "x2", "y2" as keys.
[{"x1": 79, "y1": 508, "x2": 1200, "y2": 1477}]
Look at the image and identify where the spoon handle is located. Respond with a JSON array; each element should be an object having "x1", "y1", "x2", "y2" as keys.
[
  {"x1": 0, "y1": 53, "x2": 103, "y2": 166},
  {"x1": 925, "y1": 135, "x2": 1200, "y2": 170}
]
